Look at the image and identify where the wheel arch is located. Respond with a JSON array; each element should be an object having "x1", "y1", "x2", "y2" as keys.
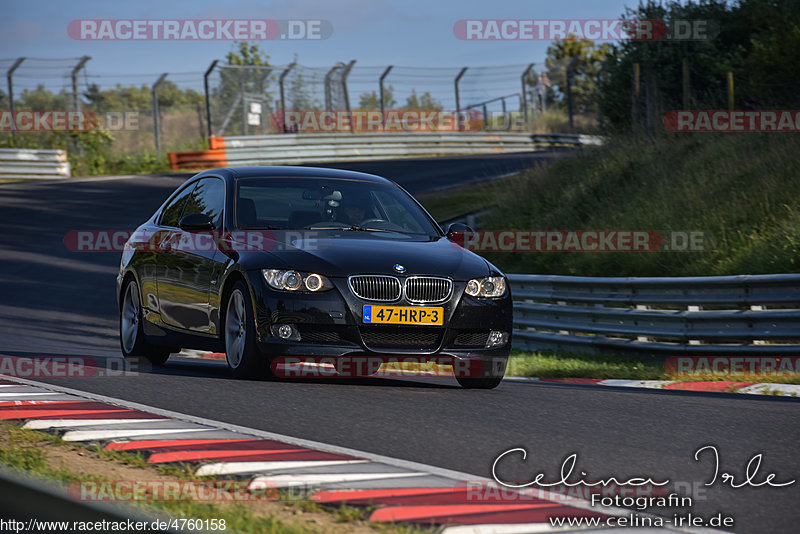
[
  {"x1": 219, "y1": 269, "x2": 259, "y2": 340},
  {"x1": 119, "y1": 269, "x2": 142, "y2": 311}
]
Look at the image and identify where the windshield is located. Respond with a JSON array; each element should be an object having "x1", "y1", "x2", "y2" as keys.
[{"x1": 235, "y1": 177, "x2": 440, "y2": 236}]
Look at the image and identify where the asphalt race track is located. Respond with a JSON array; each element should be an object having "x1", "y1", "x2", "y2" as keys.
[{"x1": 0, "y1": 154, "x2": 798, "y2": 534}]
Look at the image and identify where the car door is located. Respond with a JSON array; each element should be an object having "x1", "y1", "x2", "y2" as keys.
[
  {"x1": 156, "y1": 177, "x2": 225, "y2": 333},
  {"x1": 148, "y1": 180, "x2": 196, "y2": 324}
]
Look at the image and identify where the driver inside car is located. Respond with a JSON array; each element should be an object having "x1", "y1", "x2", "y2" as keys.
[{"x1": 338, "y1": 193, "x2": 371, "y2": 225}]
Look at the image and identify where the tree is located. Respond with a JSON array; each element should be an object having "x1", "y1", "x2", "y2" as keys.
[
  {"x1": 226, "y1": 41, "x2": 270, "y2": 67},
  {"x1": 545, "y1": 38, "x2": 612, "y2": 114},
  {"x1": 154, "y1": 81, "x2": 203, "y2": 108},
  {"x1": 404, "y1": 89, "x2": 442, "y2": 110},
  {"x1": 288, "y1": 70, "x2": 321, "y2": 110},
  {"x1": 211, "y1": 41, "x2": 275, "y2": 135},
  {"x1": 284, "y1": 55, "x2": 321, "y2": 111},
  {"x1": 598, "y1": 0, "x2": 800, "y2": 129},
  {"x1": 17, "y1": 85, "x2": 71, "y2": 110},
  {"x1": 358, "y1": 85, "x2": 396, "y2": 109}
]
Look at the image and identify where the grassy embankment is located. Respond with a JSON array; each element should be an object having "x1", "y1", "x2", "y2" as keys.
[{"x1": 417, "y1": 133, "x2": 800, "y2": 383}]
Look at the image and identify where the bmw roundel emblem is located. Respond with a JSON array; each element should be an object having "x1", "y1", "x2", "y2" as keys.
[{"x1": 393, "y1": 264, "x2": 406, "y2": 273}]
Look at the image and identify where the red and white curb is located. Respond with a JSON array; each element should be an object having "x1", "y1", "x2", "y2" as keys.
[
  {"x1": 0, "y1": 375, "x2": 722, "y2": 533},
  {"x1": 504, "y1": 376, "x2": 800, "y2": 396}
]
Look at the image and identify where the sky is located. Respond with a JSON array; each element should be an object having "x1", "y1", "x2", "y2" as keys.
[{"x1": 0, "y1": 0, "x2": 642, "y2": 107}]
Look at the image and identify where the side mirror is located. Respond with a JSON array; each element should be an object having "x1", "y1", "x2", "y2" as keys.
[
  {"x1": 445, "y1": 222, "x2": 474, "y2": 240},
  {"x1": 179, "y1": 212, "x2": 214, "y2": 232}
]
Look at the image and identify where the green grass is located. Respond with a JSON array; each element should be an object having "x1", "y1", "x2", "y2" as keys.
[
  {"x1": 416, "y1": 177, "x2": 518, "y2": 223},
  {"x1": 507, "y1": 350, "x2": 665, "y2": 380},
  {"x1": 507, "y1": 350, "x2": 800, "y2": 384},
  {"x1": 478, "y1": 132, "x2": 800, "y2": 276},
  {"x1": 334, "y1": 503, "x2": 368, "y2": 523}
]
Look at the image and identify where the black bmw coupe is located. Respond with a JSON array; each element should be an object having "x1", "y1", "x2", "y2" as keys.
[{"x1": 117, "y1": 166, "x2": 512, "y2": 388}]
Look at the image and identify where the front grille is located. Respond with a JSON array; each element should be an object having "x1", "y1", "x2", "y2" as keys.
[
  {"x1": 452, "y1": 330, "x2": 490, "y2": 348},
  {"x1": 349, "y1": 275, "x2": 401, "y2": 301},
  {"x1": 360, "y1": 326, "x2": 443, "y2": 350},
  {"x1": 405, "y1": 277, "x2": 452, "y2": 303}
]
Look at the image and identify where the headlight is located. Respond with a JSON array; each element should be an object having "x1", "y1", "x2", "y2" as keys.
[
  {"x1": 263, "y1": 269, "x2": 333, "y2": 292},
  {"x1": 464, "y1": 276, "x2": 507, "y2": 298}
]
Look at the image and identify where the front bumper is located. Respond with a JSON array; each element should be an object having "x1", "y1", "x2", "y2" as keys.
[{"x1": 245, "y1": 271, "x2": 513, "y2": 365}]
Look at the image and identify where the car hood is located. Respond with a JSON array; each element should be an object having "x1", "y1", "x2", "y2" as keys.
[{"x1": 236, "y1": 231, "x2": 493, "y2": 279}]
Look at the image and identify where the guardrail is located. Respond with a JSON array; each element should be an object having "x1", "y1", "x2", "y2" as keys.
[
  {"x1": 508, "y1": 273, "x2": 800, "y2": 356},
  {"x1": 168, "y1": 132, "x2": 603, "y2": 170},
  {"x1": 0, "y1": 148, "x2": 71, "y2": 179}
]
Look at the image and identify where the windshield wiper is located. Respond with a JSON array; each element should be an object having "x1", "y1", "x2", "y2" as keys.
[
  {"x1": 237, "y1": 225, "x2": 294, "y2": 230},
  {"x1": 348, "y1": 225, "x2": 407, "y2": 234},
  {"x1": 307, "y1": 224, "x2": 430, "y2": 235}
]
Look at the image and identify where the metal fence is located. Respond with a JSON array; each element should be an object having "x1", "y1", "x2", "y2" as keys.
[
  {"x1": 2, "y1": 57, "x2": 586, "y2": 157},
  {"x1": 508, "y1": 273, "x2": 800, "y2": 356},
  {"x1": 205, "y1": 62, "x2": 560, "y2": 138}
]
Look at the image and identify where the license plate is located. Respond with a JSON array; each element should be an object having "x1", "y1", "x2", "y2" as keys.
[{"x1": 362, "y1": 305, "x2": 444, "y2": 325}]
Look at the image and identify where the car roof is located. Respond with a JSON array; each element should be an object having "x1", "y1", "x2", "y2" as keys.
[{"x1": 194, "y1": 166, "x2": 394, "y2": 185}]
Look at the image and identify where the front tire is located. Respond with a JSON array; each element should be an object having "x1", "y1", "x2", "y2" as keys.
[
  {"x1": 455, "y1": 357, "x2": 507, "y2": 389},
  {"x1": 119, "y1": 278, "x2": 171, "y2": 366},
  {"x1": 224, "y1": 281, "x2": 269, "y2": 379}
]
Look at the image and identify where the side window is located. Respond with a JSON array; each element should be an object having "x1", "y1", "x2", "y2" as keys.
[
  {"x1": 160, "y1": 182, "x2": 197, "y2": 227},
  {"x1": 182, "y1": 178, "x2": 225, "y2": 229}
]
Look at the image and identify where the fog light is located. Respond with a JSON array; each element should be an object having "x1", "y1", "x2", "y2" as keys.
[
  {"x1": 486, "y1": 331, "x2": 509, "y2": 348},
  {"x1": 271, "y1": 324, "x2": 300, "y2": 340}
]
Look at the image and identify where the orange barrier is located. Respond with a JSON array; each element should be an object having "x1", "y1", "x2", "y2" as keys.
[{"x1": 168, "y1": 147, "x2": 226, "y2": 170}]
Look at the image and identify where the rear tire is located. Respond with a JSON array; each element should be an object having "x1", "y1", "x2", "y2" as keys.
[
  {"x1": 119, "y1": 278, "x2": 172, "y2": 366},
  {"x1": 224, "y1": 281, "x2": 270, "y2": 379},
  {"x1": 455, "y1": 357, "x2": 507, "y2": 389}
]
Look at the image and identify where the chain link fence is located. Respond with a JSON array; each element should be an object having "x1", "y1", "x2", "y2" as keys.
[
  {"x1": 2, "y1": 56, "x2": 603, "y2": 159},
  {"x1": 205, "y1": 61, "x2": 572, "y2": 136}
]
